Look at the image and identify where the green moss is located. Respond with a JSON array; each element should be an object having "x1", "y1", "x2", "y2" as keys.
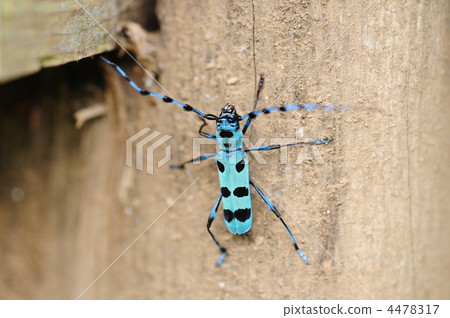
[{"x1": 39, "y1": 55, "x2": 58, "y2": 66}]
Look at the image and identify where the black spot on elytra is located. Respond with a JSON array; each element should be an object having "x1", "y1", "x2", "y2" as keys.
[
  {"x1": 235, "y1": 208, "x2": 251, "y2": 222},
  {"x1": 216, "y1": 160, "x2": 225, "y2": 173},
  {"x1": 223, "y1": 209, "x2": 234, "y2": 222},
  {"x1": 236, "y1": 159, "x2": 245, "y2": 172},
  {"x1": 219, "y1": 130, "x2": 234, "y2": 138},
  {"x1": 221, "y1": 187, "x2": 231, "y2": 197},
  {"x1": 233, "y1": 187, "x2": 249, "y2": 198}
]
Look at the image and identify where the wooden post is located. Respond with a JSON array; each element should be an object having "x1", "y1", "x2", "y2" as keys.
[{"x1": 0, "y1": 0, "x2": 154, "y2": 82}]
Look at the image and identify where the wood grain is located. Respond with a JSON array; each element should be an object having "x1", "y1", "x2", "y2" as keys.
[{"x1": 0, "y1": 0, "x2": 149, "y2": 83}]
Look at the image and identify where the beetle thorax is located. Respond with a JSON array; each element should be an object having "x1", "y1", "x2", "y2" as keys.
[
  {"x1": 216, "y1": 126, "x2": 243, "y2": 151},
  {"x1": 215, "y1": 104, "x2": 243, "y2": 150}
]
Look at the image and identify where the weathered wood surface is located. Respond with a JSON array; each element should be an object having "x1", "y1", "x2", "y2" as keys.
[
  {"x1": 0, "y1": 0, "x2": 448, "y2": 300},
  {"x1": 0, "y1": 0, "x2": 150, "y2": 83}
]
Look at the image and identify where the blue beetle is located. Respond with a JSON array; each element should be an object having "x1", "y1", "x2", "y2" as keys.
[{"x1": 101, "y1": 57, "x2": 332, "y2": 266}]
